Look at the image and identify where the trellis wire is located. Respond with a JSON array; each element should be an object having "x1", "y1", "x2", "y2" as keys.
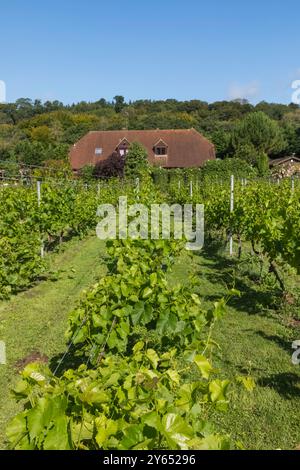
[
  {"x1": 53, "y1": 316, "x2": 87, "y2": 376},
  {"x1": 85, "y1": 316, "x2": 117, "y2": 367}
]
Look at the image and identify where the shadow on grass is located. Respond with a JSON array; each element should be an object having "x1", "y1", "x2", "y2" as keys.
[
  {"x1": 214, "y1": 355, "x2": 267, "y2": 375},
  {"x1": 258, "y1": 372, "x2": 300, "y2": 399},
  {"x1": 195, "y1": 242, "x2": 281, "y2": 317},
  {"x1": 255, "y1": 330, "x2": 293, "y2": 355}
]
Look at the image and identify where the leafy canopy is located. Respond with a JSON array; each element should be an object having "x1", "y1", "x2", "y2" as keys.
[
  {"x1": 232, "y1": 111, "x2": 287, "y2": 159},
  {"x1": 125, "y1": 142, "x2": 150, "y2": 179}
]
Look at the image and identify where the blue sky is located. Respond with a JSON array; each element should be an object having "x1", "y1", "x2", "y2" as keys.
[{"x1": 1, "y1": 0, "x2": 300, "y2": 104}]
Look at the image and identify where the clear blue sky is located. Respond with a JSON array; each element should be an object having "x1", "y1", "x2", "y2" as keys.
[{"x1": 1, "y1": 0, "x2": 299, "y2": 104}]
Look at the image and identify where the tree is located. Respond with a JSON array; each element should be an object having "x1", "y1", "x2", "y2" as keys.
[
  {"x1": 15, "y1": 98, "x2": 35, "y2": 120},
  {"x1": 234, "y1": 142, "x2": 258, "y2": 164},
  {"x1": 79, "y1": 164, "x2": 95, "y2": 182},
  {"x1": 232, "y1": 111, "x2": 287, "y2": 159},
  {"x1": 30, "y1": 125, "x2": 53, "y2": 144},
  {"x1": 32, "y1": 159, "x2": 72, "y2": 179},
  {"x1": 281, "y1": 121, "x2": 300, "y2": 156},
  {"x1": 201, "y1": 158, "x2": 257, "y2": 181},
  {"x1": 257, "y1": 152, "x2": 269, "y2": 176},
  {"x1": 12, "y1": 141, "x2": 69, "y2": 165},
  {"x1": 113, "y1": 95, "x2": 125, "y2": 114},
  {"x1": 255, "y1": 101, "x2": 288, "y2": 120},
  {"x1": 46, "y1": 143, "x2": 69, "y2": 161},
  {"x1": 1, "y1": 103, "x2": 17, "y2": 124},
  {"x1": 12, "y1": 141, "x2": 46, "y2": 165},
  {"x1": 209, "y1": 129, "x2": 232, "y2": 159},
  {"x1": 124, "y1": 142, "x2": 150, "y2": 179},
  {"x1": 94, "y1": 152, "x2": 125, "y2": 178}
]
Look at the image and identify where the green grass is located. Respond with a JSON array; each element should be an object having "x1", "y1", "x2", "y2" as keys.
[
  {"x1": 171, "y1": 243, "x2": 300, "y2": 450},
  {"x1": 1, "y1": 236, "x2": 300, "y2": 450},
  {"x1": 0, "y1": 236, "x2": 106, "y2": 449}
]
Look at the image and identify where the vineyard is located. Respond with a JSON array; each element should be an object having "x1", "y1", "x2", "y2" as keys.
[
  {"x1": 0, "y1": 179, "x2": 128, "y2": 298},
  {"x1": 1, "y1": 175, "x2": 300, "y2": 450},
  {"x1": 167, "y1": 176, "x2": 300, "y2": 275}
]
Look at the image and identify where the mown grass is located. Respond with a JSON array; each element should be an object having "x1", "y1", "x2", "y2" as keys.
[
  {"x1": 1, "y1": 236, "x2": 300, "y2": 450},
  {"x1": 0, "y1": 236, "x2": 106, "y2": 449},
  {"x1": 171, "y1": 242, "x2": 300, "y2": 450}
]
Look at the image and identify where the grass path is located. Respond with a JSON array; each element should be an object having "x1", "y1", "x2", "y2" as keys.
[
  {"x1": 1, "y1": 237, "x2": 300, "y2": 449},
  {"x1": 0, "y1": 236, "x2": 106, "y2": 449}
]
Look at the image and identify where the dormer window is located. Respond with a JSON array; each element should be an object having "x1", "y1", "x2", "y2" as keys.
[
  {"x1": 116, "y1": 138, "x2": 130, "y2": 157},
  {"x1": 154, "y1": 139, "x2": 168, "y2": 156},
  {"x1": 155, "y1": 147, "x2": 167, "y2": 155}
]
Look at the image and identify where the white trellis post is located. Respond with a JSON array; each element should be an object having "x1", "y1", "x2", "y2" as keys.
[
  {"x1": 0, "y1": 341, "x2": 6, "y2": 365},
  {"x1": 229, "y1": 175, "x2": 234, "y2": 256},
  {"x1": 135, "y1": 177, "x2": 140, "y2": 195},
  {"x1": 190, "y1": 180, "x2": 193, "y2": 198},
  {"x1": 37, "y1": 181, "x2": 44, "y2": 258},
  {"x1": 291, "y1": 176, "x2": 295, "y2": 194},
  {"x1": 37, "y1": 180, "x2": 41, "y2": 206}
]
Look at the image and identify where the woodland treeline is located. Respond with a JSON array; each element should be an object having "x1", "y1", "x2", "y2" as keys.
[{"x1": 0, "y1": 96, "x2": 299, "y2": 174}]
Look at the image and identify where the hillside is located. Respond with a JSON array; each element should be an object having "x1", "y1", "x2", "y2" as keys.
[{"x1": 0, "y1": 98, "x2": 300, "y2": 172}]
